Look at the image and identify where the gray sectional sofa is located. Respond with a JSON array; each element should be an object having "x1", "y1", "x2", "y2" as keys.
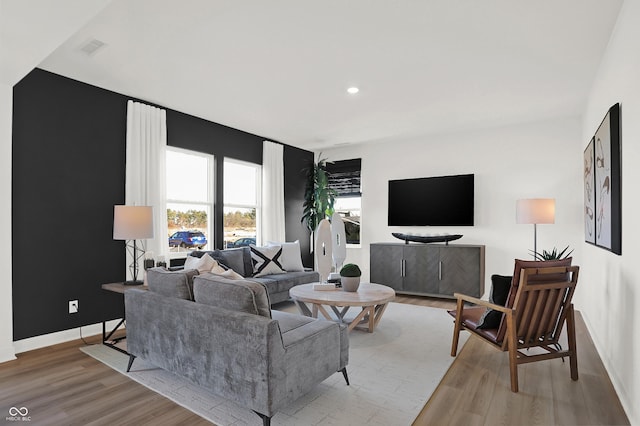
[
  {"x1": 125, "y1": 268, "x2": 349, "y2": 426},
  {"x1": 185, "y1": 246, "x2": 320, "y2": 304}
]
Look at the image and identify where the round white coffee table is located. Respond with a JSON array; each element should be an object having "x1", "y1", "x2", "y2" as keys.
[{"x1": 289, "y1": 282, "x2": 396, "y2": 332}]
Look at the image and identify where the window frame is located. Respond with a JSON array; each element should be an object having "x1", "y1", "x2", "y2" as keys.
[
  {"x1": 223, "y1": 157, "x2": 262, "y2": 247},
  {"x1": 325, "y1": 158, "x2": 362, "y2": 247},
  {"x1": 165, "y1": 146, "x2": 215, "y2": 259}
]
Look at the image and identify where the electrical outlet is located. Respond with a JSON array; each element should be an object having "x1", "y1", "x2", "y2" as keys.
[{"x1": 69, "y1": 300, "x2": 78, "y2": 314}]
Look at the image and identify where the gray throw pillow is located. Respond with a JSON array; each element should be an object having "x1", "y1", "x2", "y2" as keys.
[
  {"x1": 193, "y1": 274, "x2": 272, "y2": 318},
  {"x1": 215, "y1": 247, "x2": 251, "y2": 277},
  {"x1": 146, "y1": 267, "x2": 199, "y2": 301}
]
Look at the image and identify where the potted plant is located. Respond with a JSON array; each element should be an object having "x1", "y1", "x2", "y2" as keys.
[
  {"x1": 301, "y1": 156, "x2": 337, "y2": 233},
  {"x1": 531, "y1": 245, "x2": 573, "y2": 261},
  {"x1": 339, "y1": 263, "x2": 362, "y2": 292}
]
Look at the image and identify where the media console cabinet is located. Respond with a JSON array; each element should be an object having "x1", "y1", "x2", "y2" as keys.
[{"x1": 370, "y1": 243, "x2": 485, "y2": 299}]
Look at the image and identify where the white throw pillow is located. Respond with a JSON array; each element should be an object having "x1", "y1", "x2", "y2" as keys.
[
  {"x1": 250, "y1": 245, "x2": 285, "y2": 277},
  {"x1": 210, "y1": 262, "x2": 244, "y2": 280},
  {"x1": 267, "y1": 240, "x2": 305, "y2": 272},
  {"x1": 184, "y1": 253, "x2": 217, "y2": 274}
]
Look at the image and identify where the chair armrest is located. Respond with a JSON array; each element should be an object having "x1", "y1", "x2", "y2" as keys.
[{"x1": 453, "y1": 293, "x2": 513, "y2": 314}]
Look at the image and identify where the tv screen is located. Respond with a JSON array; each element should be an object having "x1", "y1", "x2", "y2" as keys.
[{"x1": 388, "y1": 174, "x2": 474, "y2": 226}]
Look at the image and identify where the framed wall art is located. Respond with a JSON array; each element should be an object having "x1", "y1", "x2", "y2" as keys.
[
  {"x1": 584, "y1": 138, "x2": 595, "y2": 244},
  {"x1": 584, "y1": 103, "x2": 621, "y2": 255}
]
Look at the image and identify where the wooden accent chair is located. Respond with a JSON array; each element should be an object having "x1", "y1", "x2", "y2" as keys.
[{"x1": 450, "y1": 264, "x2": 580, "y2": 392}]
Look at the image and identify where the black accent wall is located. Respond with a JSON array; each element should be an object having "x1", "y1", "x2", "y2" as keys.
[{"x1": 12, "y1": 68, "x2": 313, "y2": 340}]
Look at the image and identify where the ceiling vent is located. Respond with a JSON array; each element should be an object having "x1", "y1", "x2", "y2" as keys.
[{"x1": 79, "y1": 38, "x2": 106, "y2": 56}]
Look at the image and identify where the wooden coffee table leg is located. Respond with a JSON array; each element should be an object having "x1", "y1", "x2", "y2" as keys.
[
  {"x1": 293, "y1": 299, "x2": 313, "y2": 317},
  {"x1": 372, "y1": 303, "x2": 389, "y2": 330},
  {"x1": 348, "y1": 306, "x2": 371, "y2": 332},
  {"x1": 368, "y1": 306, "x2": 375, "y2": 332},
  {"x1": 316, "y1": 304, "x2": 333, "y2": 321},
  {"x1": 330, "y1": 305, "x2": 351, "y2": 323}
]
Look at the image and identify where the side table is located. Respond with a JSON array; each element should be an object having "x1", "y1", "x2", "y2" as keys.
[{"x1": 101, "y1": 282, "x2": 147, "y2": 355}]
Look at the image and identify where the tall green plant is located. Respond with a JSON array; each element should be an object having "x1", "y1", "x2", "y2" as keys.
[{"x1": 301, "y1": 157, "x2": 337, "y2": 232}]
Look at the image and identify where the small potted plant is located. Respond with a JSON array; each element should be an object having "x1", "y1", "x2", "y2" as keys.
[
  {"x1": 339, "y1": 263, "x2": 361, "y2": 292},
  {"x1": 531, "y1": 245, "x2": 573, "y2": 261}
]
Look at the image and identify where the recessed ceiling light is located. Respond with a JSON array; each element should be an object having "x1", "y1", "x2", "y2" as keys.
[{"x1": 347, "y1": 87, "x2": 359, "y2": 94}]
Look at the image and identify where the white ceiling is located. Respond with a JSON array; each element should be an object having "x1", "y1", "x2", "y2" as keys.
[{"x1": 38, "y1": 0, "x2": 623, "y2": 151}]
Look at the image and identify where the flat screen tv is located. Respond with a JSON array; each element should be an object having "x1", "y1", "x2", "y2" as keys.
[{"x1": 388, "y1": 174, "x2": 474, "y2": 226}]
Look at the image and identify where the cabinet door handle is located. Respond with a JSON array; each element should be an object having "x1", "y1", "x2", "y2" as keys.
[
  {"x1": 438, "y1": 261, "x2": 442, "y2": 280},
  {"x1": 401, "y1": 259, "x2": 406, "y2": 277}
]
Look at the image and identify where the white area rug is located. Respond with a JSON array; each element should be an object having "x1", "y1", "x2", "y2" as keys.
[{"x1": 81, "y1": 302, "x2": 467, "y2": 425}]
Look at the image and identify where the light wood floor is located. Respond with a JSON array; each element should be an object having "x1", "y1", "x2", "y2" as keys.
[
  {"x1": 395, "y1": 295, "x2": 630, "y2": 426},
  {"x1": 0, "y1": 296, "x2": 629, "y2": 426}
]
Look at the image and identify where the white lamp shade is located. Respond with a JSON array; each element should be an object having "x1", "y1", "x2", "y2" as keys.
[
  {"x1": 113, "y1": 205, "x2": 154, "y2": 240},
  {"x1": 516, "y1": 198, "x2": 555, "y2": 224}
]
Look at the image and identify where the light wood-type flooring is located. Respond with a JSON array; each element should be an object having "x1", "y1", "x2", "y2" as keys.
[{"x1": 0, "y1": 295, "x2": 630, "y2": 425}]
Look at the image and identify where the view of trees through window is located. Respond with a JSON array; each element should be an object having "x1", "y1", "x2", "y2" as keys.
[
  {"x1": 168, "y1": 209, "x2": 207, "y2": 229},
  {"x1": 166, "y1": 148, "x2": 214, "y2": 252},
  {"x1": 223, "y1": 159, "x2": 260, "y2": 248}
]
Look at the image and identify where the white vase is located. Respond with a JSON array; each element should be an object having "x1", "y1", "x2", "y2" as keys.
[
  {"x1": 341, "y1": 276, "x2": 360, "y2": 292},
  {"x1": 315, "y1": 219, "x2": 333, "y2": 282}
]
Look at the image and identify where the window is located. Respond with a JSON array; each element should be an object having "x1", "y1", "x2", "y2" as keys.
[
  {"x1": 166, "y1": 148, "x2": 214, "y2": 255},
  {"x1": 325, "y1": 158, "x2": 362, "y2": 245},
  {"x1": 223, "y1": 159, "x2": 261, "y2": 248}
]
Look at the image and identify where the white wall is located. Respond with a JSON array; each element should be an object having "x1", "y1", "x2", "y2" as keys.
[
  {"x1": 0, "y1": 81, "x2": 15, "y2": 362},
  {"x1": 579, "y1": 0, "x2": 639, "y2": 423},
  {"x1": 320, "y1": 116, "x2": 584, "y2": 293}
]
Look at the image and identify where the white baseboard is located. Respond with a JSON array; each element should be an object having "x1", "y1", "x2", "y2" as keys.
[
  {"x1": 12, "y1": 319, "x2": 124, "y2": 355},
  {"x1": 0, "y1": 344, "x2": 17, "y2": 363}
]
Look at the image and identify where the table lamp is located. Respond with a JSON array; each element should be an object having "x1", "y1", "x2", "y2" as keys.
[
  {"x1": 516, "y1": 198, "x2": 555, "y2": 259},
  {"x1": 113, "y1": 205, "x2": 154, "y2": 285}
]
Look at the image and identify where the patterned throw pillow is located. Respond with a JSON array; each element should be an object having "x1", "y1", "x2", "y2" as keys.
[
  {"x1": 267, "y1": 240, "x2": 305, "y2": 272},
  {"x1": 250, "y1": 245, "x2": 285, "y2": 277}
]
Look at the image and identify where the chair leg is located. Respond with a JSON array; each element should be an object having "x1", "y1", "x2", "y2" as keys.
[
  {"x1": 567, "y1": 304, "x2": 579, "y2": 381},
  {"x1": 451, "y1": 298, "x2": 464, "y2": 356},
  {"x1": 505, "y1": 311, "x2": 519, "y2": 393}
]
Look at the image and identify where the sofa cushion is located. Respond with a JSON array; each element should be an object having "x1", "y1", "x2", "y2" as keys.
[
  {"x1": 251, "y1": 271, "x2": 321, "y2": 296},
  {"x1": 250, "y1": 245, "x2": 285, "y2": 277},
  {"x1": 146, "y1": 267, "x2": 199, "y2": 301},
  {"x1": 267, "y1": 240, "x2": 305, "y2": 272},
  {"x1": 271, "y1": 310, "x2": 316, "y2": 334},
  {"x1": 193, "y1": 274, "x2": 272, "y2": 318}
]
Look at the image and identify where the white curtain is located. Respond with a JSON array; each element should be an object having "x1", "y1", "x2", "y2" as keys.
[
  {"x1": 261, "y1": 141, "x2": 286, "y2": 243},
  {"x1": 125, "y1": 100, "x2": 168, "y2": 274}
]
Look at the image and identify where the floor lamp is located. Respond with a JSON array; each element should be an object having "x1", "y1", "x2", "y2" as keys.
[
  {"x1": 516, "y1": 198, "x2": 555, "y2": 259},
  {"x1": 113, "y1": 205, "x2": 155, "y2": 285}
]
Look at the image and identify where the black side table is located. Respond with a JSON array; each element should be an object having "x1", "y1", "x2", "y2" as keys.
[{"x1": 101, "y1": 282, "x2": 148, "y2": 355}]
